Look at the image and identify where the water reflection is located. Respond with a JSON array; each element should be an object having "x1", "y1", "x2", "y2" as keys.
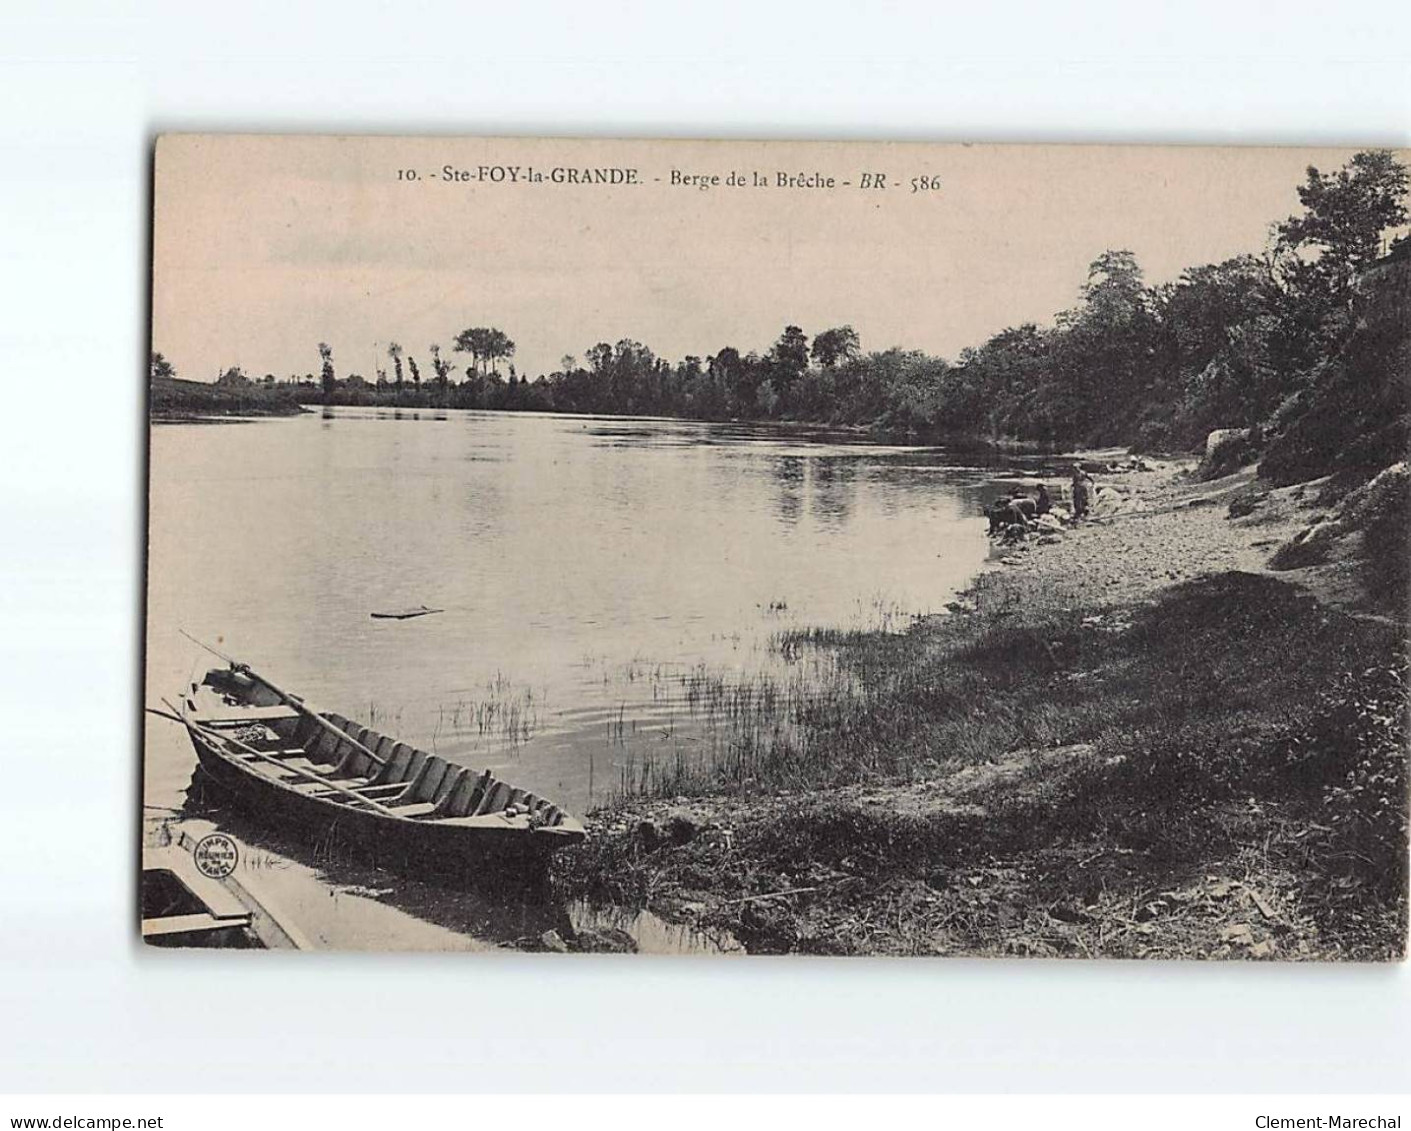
[
  {"x1": 772, "y1": 455, "x2": 805, "y2": 523},
  {"x1": 811, "y1": 457, "x2": 856, "y2": 526}
]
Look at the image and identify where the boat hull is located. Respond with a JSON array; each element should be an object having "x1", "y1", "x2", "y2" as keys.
[
  {"x1": 176, "y1": 658, "x2": 585, "y2": 890},
  {"x1": 189, "y1": 733, "x2": 571, "y2": 888}
]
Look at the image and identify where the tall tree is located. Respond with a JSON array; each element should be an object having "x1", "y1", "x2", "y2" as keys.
[
  {"x1": 811, "y1": 325, "x2": 860, "y2": 369},
  {"x1": 1074, "y1": 249, "x2": 1148, "y2": 324},
  {"x1": 768, "y1": 325, "x2": 810, "y2": 399},
  {"x1": 709, "y1": 346, "x2": 755, "y2": 415},
  {"x1": 429, "y1": 344, "x2": 451, "y2": 394},
  {"x1": 1271, "y1": 150, "x2": 1410, "y2": 374},
  {"x1": 454, "y1": 326, "x2": 516, "y2": 375},
  {"x1": 1276, "y1": 150, "x2": 1409, "y2": 300},
  {"x1": 387, "y1": 342, "x2": 405, "y2": 391},
  {"x1": 318, "y1": 342, "x2": 335, "y2": 404},
  {"x1": 485, "y1": 328, "x2": 516, "y2": 374},
  {"x1": 453, "y1": 328, "x2": 485, "y2": 373},
  {"x1": 585, "y1": 342, "x2": 614, "y2": 375},
  {"x1": 1045, "y1": 250, "x2": 1160, "y2": 441}
]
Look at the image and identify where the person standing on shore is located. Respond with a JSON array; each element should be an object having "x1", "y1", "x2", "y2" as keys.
[{"x1": 1071, "y1": 467, "x2": 1093, "y2": 520}]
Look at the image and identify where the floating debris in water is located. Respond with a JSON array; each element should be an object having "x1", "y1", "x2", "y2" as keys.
[{"x1": 370, "y1": 605, "x2": 444, "y2": 619}]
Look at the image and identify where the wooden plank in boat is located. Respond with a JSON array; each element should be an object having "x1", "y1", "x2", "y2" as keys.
[
  {"x1": 392, "y1": 803, "x2": 439, "y2": 818},
  {"x1": 194, "y1": 704, "x2": 303, "y2": 726},
  {"x1": 239, "y1": 751, "x2": 324, "y2": 776},
  {"x1": 251, "y1": 763, "x2": 302, "y2": 781},
  {"x1": 276, "y1": 755, "x2": 326, "y2": 773},
  {"x1": 301, "y1": 782, "x2": 406, "y2": 800}
]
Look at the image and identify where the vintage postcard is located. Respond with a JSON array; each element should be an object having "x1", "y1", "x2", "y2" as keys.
[{"x1": 143, "y1": 135, "x2": 1409, "y2": 957}]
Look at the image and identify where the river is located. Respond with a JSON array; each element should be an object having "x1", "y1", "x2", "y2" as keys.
[{"x1": 144, "y1": 407, "x2": 1023, "y2": 950}]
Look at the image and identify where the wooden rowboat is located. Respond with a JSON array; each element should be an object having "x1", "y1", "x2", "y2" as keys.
[{"x1": 177, "y1": 658, "x2": 585, "y2": 882}]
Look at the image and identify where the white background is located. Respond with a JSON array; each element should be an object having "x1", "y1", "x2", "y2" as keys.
[{"x1": 2, "y1": 0, "x2": 1408, "y2": 1095}]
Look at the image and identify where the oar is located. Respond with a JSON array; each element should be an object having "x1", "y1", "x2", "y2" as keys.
[
  {"x1": 179, "y1": 631, "x2": 387, "y2": 769},
  {"x1": 253, "y1": 677, "x2": 389, "y2": 771}
]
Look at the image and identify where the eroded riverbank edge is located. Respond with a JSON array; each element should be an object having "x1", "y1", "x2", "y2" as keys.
[{"x1": 553, "y1": 459, "x2": 1409, "y2": 959}]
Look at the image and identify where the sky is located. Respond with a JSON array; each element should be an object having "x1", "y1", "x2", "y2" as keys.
[{"x1": 151, "y1": 136, "x2": 1398, "y2": 382}]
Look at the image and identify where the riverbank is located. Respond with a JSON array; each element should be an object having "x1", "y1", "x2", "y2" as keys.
[
  {"x1": 150, "y1": 377, "x2": 307, "y2": 421},
  {"x1": 557, "y1": 460, "x2": 1408, "y2": 959}
]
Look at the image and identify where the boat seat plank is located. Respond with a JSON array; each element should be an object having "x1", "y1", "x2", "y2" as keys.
[
  {"x1": 238, "y1": 755, "x2": 299, "y2": 776},
  {"x1": 277, "y1": 757, "x2": 328, "y2": 774},
  {"x1": 250, "y1": 758, "x2": 360, "y2": 787},
  {"x1": 225, "y1": 743, "x2": 344, "y2": 781},
  {"x1": 306, "y1": 782, "x2": 407, "y2": 800},
  {"x1": 193, "y1": 705, "x2": 303, "y2": 726},
  {"x1": 298, "y1": 787, "x2": 386, "y2": 811},
  {"x1": 393, "y1": 803, "x2": 438, "y2": 818},
  {"x1": 290, "y1": 779, "x2": 370, "y2": 794}
]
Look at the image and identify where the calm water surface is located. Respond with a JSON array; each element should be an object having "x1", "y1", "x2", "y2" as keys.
[{"x1": 144, "y1": 408, "x2": 1016, "y2": 950}]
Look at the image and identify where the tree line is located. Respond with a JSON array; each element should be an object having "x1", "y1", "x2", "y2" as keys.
[{"x1": 155, "y1": 150, "x2": 1409, "y2": 481}]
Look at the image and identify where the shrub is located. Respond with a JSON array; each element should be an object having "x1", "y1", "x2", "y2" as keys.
[{"x1": 1279, "y1": 660, "x2": 1409, "y2": 896}]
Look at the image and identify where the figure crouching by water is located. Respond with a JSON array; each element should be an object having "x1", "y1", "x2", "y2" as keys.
[
  {"x1": 985, "y1": 492, "x2": 1035, "y2": 537},
  {"x1": 1035, "y1": 483, "x2": 1053, "y2": 516}
]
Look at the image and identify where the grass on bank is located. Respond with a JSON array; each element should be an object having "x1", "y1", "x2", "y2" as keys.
[{"x1": 564, "y1": 571, "x2": 1407, "y2": 958}]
